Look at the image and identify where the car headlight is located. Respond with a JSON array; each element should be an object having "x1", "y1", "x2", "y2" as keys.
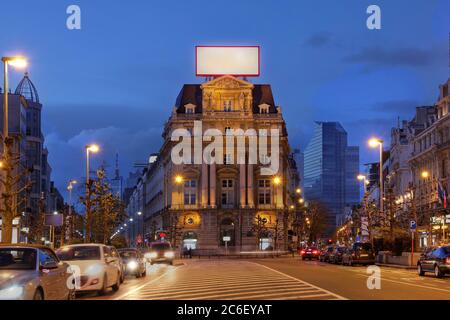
[
  {"x1": 85, "y1": 264, "x2": 104, "y2": 276},
  {"x1": 164, "y1": 251, "x2": 174, "y2": 259},
  {"x1": 127, "y1": 261, "x2": 138, "y2": 270},
  {"x1": 0, "y1": 286, "x2": 24, "y2": 300}
]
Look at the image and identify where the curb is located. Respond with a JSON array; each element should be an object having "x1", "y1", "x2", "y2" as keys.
[{"x1": 376, "y1": 263, "x2": 416, "y2": 270}]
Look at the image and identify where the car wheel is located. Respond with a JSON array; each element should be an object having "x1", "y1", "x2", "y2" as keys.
[
  {"x1": 434, "y1": 265, "x2": 443, "y2": 278},
  {"x1": 120, "y1": 271, "x2": 125, "y2": 283},
  {"x1": 33, "y1": 288, "x2": 44, "y2": 300},
  {"x1": 112, "y1": 272, "x2": 121, "y2": 292},
  {"x1": 417, "y1": 263, "x2": 425, "y2": 276},
  {"x1": 98, "y1": 274, "x2": 108, "y2": 296}
]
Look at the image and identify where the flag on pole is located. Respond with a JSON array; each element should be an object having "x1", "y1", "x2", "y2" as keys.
[{"x1": 438, "y1": 181, "x2": 447, "y2": 209}]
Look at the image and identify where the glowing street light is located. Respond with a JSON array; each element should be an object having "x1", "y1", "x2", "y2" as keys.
[
  {"x1": 296, "y1": 188, "x2": 301, "y2": 194},
  {"x1": 273, "y1": 176, "x2": 281, "y2": 186},
  {"x1": 174, "y1": 175, "x2": 183, "y2": 184},
  {"x1": 421, "y1": 171, "x2": 430, "y2": 179},
  {"x1": 368, "y1": 137, "x2": 384, "y2": 214}
]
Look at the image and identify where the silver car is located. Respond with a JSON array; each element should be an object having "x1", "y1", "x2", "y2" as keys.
[{"x1": 0, "y1": 244, "x2": 74, "y2": 300}]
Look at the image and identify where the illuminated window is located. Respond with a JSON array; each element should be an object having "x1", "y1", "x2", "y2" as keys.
[
  {"x1": 184, "y1": 180, "x2": 197, "y2": 205},
  {"x1": 221, "y1": 179, "x2": 234, "y2": 206},
  {"x1": 258, "y1": 179, "x2": 271, "y2": 205}
]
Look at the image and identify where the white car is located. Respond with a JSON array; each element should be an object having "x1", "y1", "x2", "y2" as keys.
[{"x1": 56, "y1": 244, "x2": 122, "y2": 295}]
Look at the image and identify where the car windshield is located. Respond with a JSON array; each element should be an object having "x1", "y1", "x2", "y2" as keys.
[
  {"x1": 56, "y1": 246, "x2": 101, "y2": 261},
  {"x1": 0, "y1": 248, "x2": 37, "y2": 270},
  {"x1": 327, "y1": 247, "x2": 334, "y2": 252},
  {"x1": 151, "y1": 243, "x2": 171, "y2": 251},
  {"x1": 354, "y1": 243, "x2": 372, "y2": 251},
  {"x1": 119, "y1": 251, "x2": 137, "y2": 259},
  {"x1": 442, "y1": 246, "x2": 450, "y2": 255}
]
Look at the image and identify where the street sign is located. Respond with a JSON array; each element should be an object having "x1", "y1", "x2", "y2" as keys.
[
  {"x1": 44, "y1": 214, "x2": 63, "y2": 227},
  {"x1": 410, "y1": 220, "x2": 417, "y2": 232},
  {"x1": 223, "y1": 236, "x2": 231, "y2": 242}
]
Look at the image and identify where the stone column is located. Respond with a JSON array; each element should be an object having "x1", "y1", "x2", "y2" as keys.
[
  {"x1": 240, "y1": 163, "x2": 246, "y2": 208},
  {"x1": 201, "y1": 162, "x2": 208, "y2": 207},
  {"x1": 210, "y1": 163, "x2": 216, "y2": 207},
  {"x1": 247, "y1": 164, "x2": 254, "y2": 208}
]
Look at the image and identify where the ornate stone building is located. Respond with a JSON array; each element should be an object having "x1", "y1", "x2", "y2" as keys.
[{"x1": 135, "y1": 75, "x2": 299, "y2": 252}]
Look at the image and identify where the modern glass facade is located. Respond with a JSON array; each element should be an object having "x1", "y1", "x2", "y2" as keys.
[{"x1": 303, "y1": 122, "x2": 360, "y2": 236}]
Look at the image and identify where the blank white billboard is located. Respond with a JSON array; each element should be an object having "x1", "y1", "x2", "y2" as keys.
[{"x1": 196, "y1": 46, "x2": 260, "y2": 77}]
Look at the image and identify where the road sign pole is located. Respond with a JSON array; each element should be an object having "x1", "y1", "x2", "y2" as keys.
[{"x1": 411, "y1": 231, "x2": 414, "y2": 266}]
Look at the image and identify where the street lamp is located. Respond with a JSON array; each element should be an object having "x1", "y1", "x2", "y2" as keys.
[
  {"x1": 368, "y1": 137, "x2": 384, "y2": 214},
  {"x1": 357, "y1": 174, "x2": 369, "y2": 193},
  {"x1": 296, "y1": 188, "x2": 301, "y2": 194},
  {"x1": 421, "y1": 170, "x2": 430, "y2": 179},
  {"x1": 66, "y1": 179, "x2": 77, "y2": 245},
  {"x1": 174, "y1": 175, "x2": 183, "y2": 184},
  {"x1": 84, "y1": 144, "x2": 99, "y2": 242},
  {"x1": 2, "y1": 56, "x2": 27, "y2": 147},
  {"x1": 85, "y1": 144, "x2": 100, "y2": 185},
  {"x1": 273, "y1": 176, "x2": 281, "y2": 186}
]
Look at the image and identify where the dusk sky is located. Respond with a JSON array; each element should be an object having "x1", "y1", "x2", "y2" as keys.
[{"x1": 1, "y1": 0, "x2": 449, "y2": 201}]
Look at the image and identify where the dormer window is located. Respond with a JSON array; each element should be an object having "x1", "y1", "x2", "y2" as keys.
[
  {"x1": 185, "y1": 104, "x2": 196, "y2": 114},
  {"x1": 258, "y1": 104, "x2": 270, "y2": 114}
]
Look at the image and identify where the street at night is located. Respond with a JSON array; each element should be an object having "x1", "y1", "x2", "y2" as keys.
[
  {"x1": 75, "y1": 258, "x2": 449, "y2": 300},
  {"x1": 1, "y1": 2, "x2": 450, "y2": 316}
]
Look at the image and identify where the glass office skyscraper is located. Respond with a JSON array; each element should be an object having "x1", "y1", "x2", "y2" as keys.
[{"x1": 303, "y1": 122, "x2": 360, "y2": 236}]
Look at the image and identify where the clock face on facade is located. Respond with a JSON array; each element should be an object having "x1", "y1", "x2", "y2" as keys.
[{"x1": 187, "y1": 218, "x2": 194, "y2": 225}]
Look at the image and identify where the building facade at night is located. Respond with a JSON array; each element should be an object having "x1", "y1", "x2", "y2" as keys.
[
  {"x1": 125, "y1": 75, "x2": 300, "y2": 252},
  {"x1": 0, "y1": 73, "x2": 61, "y2": 242},
  {"x1": 303, "y1": 122, "x2": 360, "y2": 235}
]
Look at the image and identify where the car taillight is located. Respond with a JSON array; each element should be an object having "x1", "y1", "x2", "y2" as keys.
[
  {"x1": 446, "y1": 257, "x2": 450, "y2": 264},
  {"x1": 300, "y1": 250, "x2": 305, "y2": 255},
  {"x1": 313, "y1": 250, "x2": 318, "y2": 254}
]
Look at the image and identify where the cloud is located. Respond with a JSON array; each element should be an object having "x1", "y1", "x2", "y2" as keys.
[
  {"x1": 304, "y1": 32, "x2": 334, "y2": 48},
  {"x1": 343, "y1": 46, "x2": 434, "y2": 68},
  {"x1": 371, "y1": 99, "x2": 419, "y2": 116},
  {"x1": 44, "y1": 126, "x2": 163, "y2": 201}
]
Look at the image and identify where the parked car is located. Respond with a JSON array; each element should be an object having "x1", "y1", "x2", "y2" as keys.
[
  {"x1": 118, "y1": 248, "x2": 146, "y2": 278},
  {"x1": 342, "y1": 243, "x2": 375, "y2": 266},
  {"x1": 417, "y1": 246, "x2": 450, "y2": 278},
  {"x1": 56, "y1": 244, "x2": 123, "y2": 295},
  {"x1": 319, "y1": 246, "x2": 334, "y2": 262},
  {"x1": 329, "y1": 246, "x2": 346, "y2": 264},
  {"x1": 300, "y1": 247, "x2": 320, "y2": 260},
  {"x1": 145, "y1": 242, "x2": 175, "y2": 265},
  {"x1": 0, "y1": 244, "x2": 74, "y2": 300}
]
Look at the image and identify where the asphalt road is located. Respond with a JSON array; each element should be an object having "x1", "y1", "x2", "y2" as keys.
[{"x1": 80, "y1": 258, "x2": 450, "y2": 300}]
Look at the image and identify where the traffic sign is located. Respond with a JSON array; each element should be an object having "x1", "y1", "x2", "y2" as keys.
[
  {"x1": 410, "y1": 220, "x2": 417, "y2": 232},
  {"x1": 223, "y1": 236, "x2": 231, "y2": 242}
]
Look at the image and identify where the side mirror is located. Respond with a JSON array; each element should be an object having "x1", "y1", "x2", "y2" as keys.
[
  {"x1": 105, "y1": 256, "x2": 114, "y2": 264},
  {"x1": 40, "y1": 261, "x2": 58, "y2": 270}
]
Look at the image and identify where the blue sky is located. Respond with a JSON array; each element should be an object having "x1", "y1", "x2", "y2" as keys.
[{"x1": 1, "y1": 0, "x2": 449, "y2": 200}]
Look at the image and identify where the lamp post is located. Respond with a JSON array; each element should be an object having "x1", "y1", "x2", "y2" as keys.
[
  {"x1": 67, "y1": 179, "x2": 77, "y2": 245},
  {"x1": 84, "y1": 144, "x2": 99, "y2": 243},
  {"x1": 1, "y1": 56, "x2": 27, "y2": 244},
  {"x1": 369, "y1": 138, "x2": 384, "y2": 215}
]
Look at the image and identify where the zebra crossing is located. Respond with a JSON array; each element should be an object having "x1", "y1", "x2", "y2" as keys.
[{"x1": 117, "y1": 260, "x2": 346, "y2": 300}]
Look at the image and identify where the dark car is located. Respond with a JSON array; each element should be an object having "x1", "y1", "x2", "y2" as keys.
[
  {"x1": 342, "y1": 243, "x2": 375, "y2": 266},
  {"x1": 145, "y1": 242, "x2": 175, "y2": 265},
  {"x1": 319, "y1": 246, "x2": 334, "y2": 262},
  {"x1": 300, "y1": 247, "x2": 320, "y2": 260},
  {"x1": 118, "y1": 249, "x2": 146, "y2": 278},
  {"x1": 329, "y1": 246, "x2": 346, "y2": 264},
  {"x1": 417, "y1": 246, "x2": 450, "y2": 278}
]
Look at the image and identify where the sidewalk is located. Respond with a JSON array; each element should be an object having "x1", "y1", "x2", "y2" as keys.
[{"x1": 376, "y1": 263, "x2": 416, "y2": 270}]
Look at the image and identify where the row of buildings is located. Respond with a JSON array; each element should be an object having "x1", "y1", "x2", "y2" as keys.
[
  {"x1": 339, "y1": 78, "x2": 450, "y2": 248},
  {"x1": 122, "y1": 75, "x2": 302, "y2": 252},
  {"x1": 0, "y1": 73, "x2": 64, "y2": 243}
]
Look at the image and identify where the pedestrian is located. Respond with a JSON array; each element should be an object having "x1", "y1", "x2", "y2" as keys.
[{"x1": 188, "y1": 247, "x2": 192, "y2": 259}]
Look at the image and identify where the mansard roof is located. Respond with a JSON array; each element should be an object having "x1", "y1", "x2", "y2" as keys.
[{"x1": 174, "y1": 80, "x2": 277, "y2": 114}]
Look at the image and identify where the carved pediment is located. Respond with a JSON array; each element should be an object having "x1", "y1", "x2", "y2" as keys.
[{"x1": 201, "y1": 75, "x2": 254, "y2": 90}]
